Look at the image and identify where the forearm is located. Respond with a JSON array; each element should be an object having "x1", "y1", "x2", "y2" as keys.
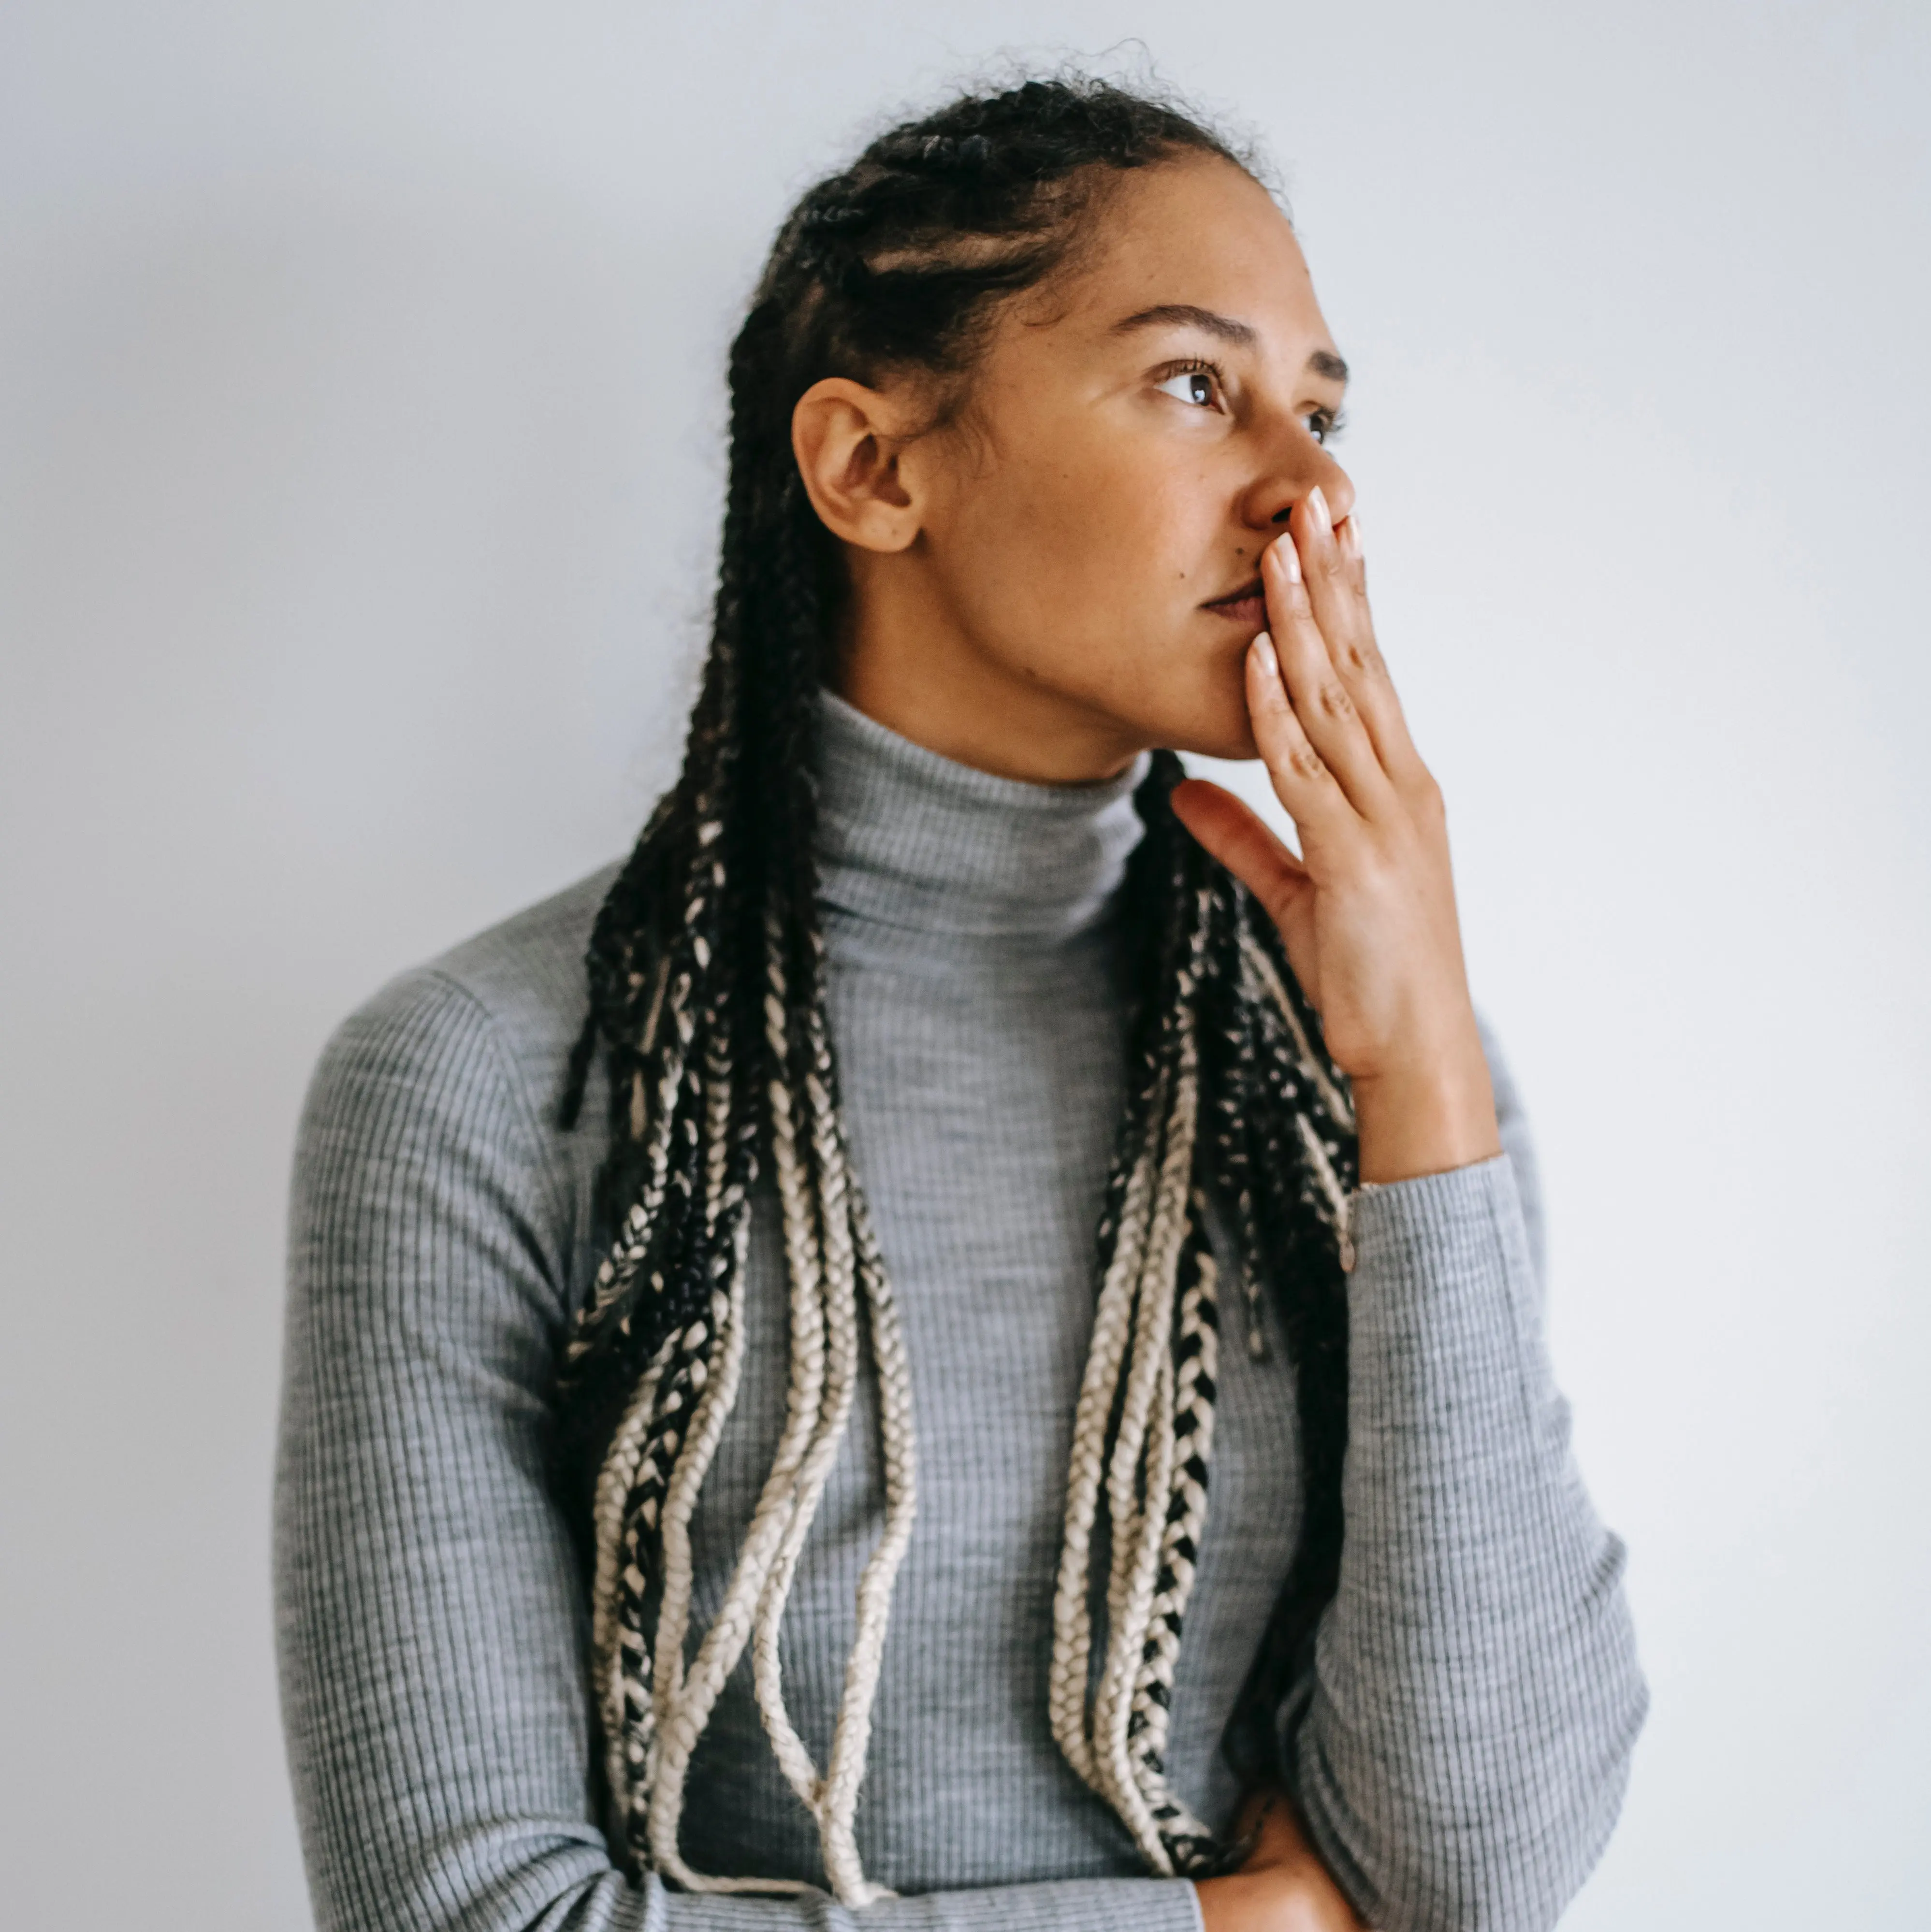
[
  {"x1": 1283, "y1": 1156, "x2": 1646, "y2": 1932},
  {"x1": 637, "y1": 1876, "x2": 1202, "y2": 1932}
]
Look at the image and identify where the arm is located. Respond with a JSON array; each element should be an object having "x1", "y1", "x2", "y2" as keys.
[
  {"x1": 274, "y1": 967, "x2": 1205, "y2": 1932},
  {"x1": 1194, "y1": 1037, "x2": 1636, "y2": 1932},
  {"x1": 1172, "y1": 490, "x2": 1646, "y2": 1930},
  {"x1": 1278, "y1": 1026, "x2": 1645, "y2": 1932}
]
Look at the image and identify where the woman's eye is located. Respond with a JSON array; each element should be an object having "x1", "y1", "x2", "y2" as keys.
[{"x1": 1155, "y1": 368, "x2": 1220, "y2": 409}]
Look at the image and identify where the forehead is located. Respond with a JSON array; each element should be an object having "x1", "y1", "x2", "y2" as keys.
[{"x1": 1013, "y1": 153, "x2": 1330, "y2": 358}]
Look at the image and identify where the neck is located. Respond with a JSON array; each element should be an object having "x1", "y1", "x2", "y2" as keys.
[
  {"x1": 832, "y1": 563, "x2": 1143, "y2": 786},
  {"x1": 812, "y1": 685, "x2": 1149, "y2": 942}
]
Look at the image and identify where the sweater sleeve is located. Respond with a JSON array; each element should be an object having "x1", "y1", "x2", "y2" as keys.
[
  {"x1": 1278, "y1": 1021, "x2": 1647, "y2": 1932},
  {"x1": 272, "y1": 968, "x2": 1205, "y2": 1932}
]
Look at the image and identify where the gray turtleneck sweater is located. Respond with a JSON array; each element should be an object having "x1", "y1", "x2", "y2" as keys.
[{"x1": 274, "y1": 691, "x2": 1645, "y2": 1932}]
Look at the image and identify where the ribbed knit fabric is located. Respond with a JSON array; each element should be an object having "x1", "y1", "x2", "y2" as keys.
[{"x1": 273, "y1": 689, "x2": 1646, "y2": 1932}]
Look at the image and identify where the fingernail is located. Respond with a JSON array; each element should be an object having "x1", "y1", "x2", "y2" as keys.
[
  {"x1": 1253, "y1": 632, "x2": 1278, "y2": 677},
  {"x1": 1307, "y1": 485, "x2": 1331, "y2": 535},
  {"x1": 1274, "y1": 534, "x2": 1301, "y2": 584},
  {"x1": 1340, "y1": 511, "x2": 1363, "y2": 559}
]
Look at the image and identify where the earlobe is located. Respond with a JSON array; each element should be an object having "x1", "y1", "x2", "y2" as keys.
[{"x1": 792, "y1": 377, "x2": 923, "y2": 555}]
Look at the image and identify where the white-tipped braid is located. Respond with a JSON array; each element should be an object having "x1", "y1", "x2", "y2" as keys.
[
  {"x1": 1049, "y1": 892, "x2": 1225, "y2": 1874},
  {"x1": 592, "y1": 1325, "x2": 679, "y2": 1807},
  {"x1": 591, "y1": 908, "x2": 918, "y2": 1909},
  {"x1": 596, "y1": 967, "x2": 756, "y2": 1868},
  {"x1": 1128, "y1": 1225, "x2": 1220, "y2": 1854},
  {"x1": 585, "y1": 872, "x2": 1354, "y2": 1899},
  {"x1": 564, "y1": 855, "x2": 713, "y2": 1374}
]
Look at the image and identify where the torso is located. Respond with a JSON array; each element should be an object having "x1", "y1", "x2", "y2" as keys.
[{"x1": 551, "y1": 694, "x2": 1311, "y2": 1892}]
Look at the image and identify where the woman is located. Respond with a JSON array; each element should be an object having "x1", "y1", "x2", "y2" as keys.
[{"x1": 275, "y1": 75, "x2": 1646, "y2": 1932}]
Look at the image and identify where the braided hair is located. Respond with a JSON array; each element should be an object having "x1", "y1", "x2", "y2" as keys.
[{"x1": 549, "y1": 72, "x2": 1359, "y2": 1906}]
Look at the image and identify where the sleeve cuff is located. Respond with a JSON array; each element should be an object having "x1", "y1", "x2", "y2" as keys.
[{"x1": 1341, "y1": 1152, "x2": 1546, "y2": 1421}]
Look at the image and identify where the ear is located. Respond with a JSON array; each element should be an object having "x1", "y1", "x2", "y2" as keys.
[{"x1": 791, "y1": 377, "x2": 925, "y2": 553}]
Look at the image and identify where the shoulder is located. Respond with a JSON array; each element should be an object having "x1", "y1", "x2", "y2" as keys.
[
  {"x1": 407, "y1": 858, "x2": 625, "y2": 1108},
  {"x1": 335, "y1": 857, "x2": 617, "y2": 1066},
  {"x1": 295, "y1": 860, "x2": 623, "y2": 1224}
]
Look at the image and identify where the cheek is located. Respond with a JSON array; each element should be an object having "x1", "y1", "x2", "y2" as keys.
[{"x1": 936, "y1": 434, "x2": 1206, "y2": 680}]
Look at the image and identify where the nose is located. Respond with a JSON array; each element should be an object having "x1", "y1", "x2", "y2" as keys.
[{"x1": 1246, "y1": 439, "x2": 1355, "y2": 532}]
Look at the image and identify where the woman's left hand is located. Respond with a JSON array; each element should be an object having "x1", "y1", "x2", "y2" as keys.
[
  {"x1": 1170, "y1": 487, "x2": 1500, "y2": 1185},
  {"x1": 1193, "y1": 1787, "x2": 1367, "y2": 1931}
]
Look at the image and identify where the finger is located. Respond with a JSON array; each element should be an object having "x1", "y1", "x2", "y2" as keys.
[
  {"x1": 1171, "y1": 777, "x2": 1318, "y2": 964},
  {"x1": 1171, "y1": 775, "x2": 1306, "y2": 896},
  {"x1": 1291, "y1": 484, "x2": 1374, "y2": 672},
  {"x1": 1288, "y1": 497, "x2": 1429, "y2": 788},
  {"x1": 1241, "y1": 632, "x2": 1354, "y2": 826},
  {"x1": 1324, "y1": 508, "x2": 1430, "y2": 785},
  {"x1": 1262, "y1": 535, "x2": 1395, "y2": 816}
]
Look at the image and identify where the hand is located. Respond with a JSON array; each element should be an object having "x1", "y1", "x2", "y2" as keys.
[
  {"x1": 1193, "y1": 1788, "x2": 1368, "y2": 1932},
  {"x1": 1170, "y1": 488, "x2": 1500, "y2": 1185}
]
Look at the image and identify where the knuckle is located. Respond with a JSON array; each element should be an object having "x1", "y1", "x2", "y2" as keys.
[
  {"x1": 1288, "y1": 741, "x2": 1328, "y2": 782},
  {"x1": 1318, "y1": 680, "x2": 1354, "y2": 721}
]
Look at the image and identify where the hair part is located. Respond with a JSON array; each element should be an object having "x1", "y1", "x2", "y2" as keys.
[{"x1": 549, "y1": 68, "x2": 1353, "y2": 1904}]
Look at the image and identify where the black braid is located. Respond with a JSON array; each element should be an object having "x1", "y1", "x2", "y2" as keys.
[{"x1": 547, "y1": 70, "x2": 1356, "y2": 1873}]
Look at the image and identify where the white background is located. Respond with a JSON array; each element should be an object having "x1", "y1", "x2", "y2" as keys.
[{"x1": 3, "y1": 3, "x2": 1926, "y2": 1926}]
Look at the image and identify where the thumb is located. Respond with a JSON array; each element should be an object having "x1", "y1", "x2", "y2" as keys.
[{"x1": 1170, "y1": 778, "x2": 1307, "y2": 925}]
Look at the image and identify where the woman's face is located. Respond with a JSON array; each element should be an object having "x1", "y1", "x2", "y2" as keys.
[{"x1": 819, "y1": 152, "x2": 1356, "y2": 781}]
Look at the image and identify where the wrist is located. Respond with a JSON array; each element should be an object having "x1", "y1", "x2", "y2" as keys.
[{"x1": 1350, "y1": 1042, "x2": 1499, "y2": 1186}]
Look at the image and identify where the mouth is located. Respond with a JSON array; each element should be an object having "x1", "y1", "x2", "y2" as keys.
[{"x1": 1201, "y1": 577, "x2": 1267, "y2": 630}]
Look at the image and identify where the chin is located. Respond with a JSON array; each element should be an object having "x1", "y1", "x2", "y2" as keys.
[
  {"x1": 1136, "y1": 667, "x2": 1260, "y2": 762},
  {"x1": 1170, "y1": 716, "x2": 1262, "y2": 761}
]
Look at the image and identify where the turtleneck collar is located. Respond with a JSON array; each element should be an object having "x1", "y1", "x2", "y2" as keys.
[{"x1": 811, "y1": 686, "x2": 1151, "y2": 942}]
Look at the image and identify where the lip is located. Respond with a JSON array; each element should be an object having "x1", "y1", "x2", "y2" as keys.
[{"x1": 1202, "y1": 578, "x2": 1266, "y2": 629}]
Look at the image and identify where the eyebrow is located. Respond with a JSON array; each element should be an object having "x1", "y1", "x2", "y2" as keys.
[
  {"x1": 1112, "y1": 303, "x2": 1258, "y2": 346},
  {"x1": 1110, "y1": 304, "x2": 1350, "y2": 384}
]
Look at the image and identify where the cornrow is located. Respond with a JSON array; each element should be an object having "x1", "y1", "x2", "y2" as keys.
[{"x1": 548, "y1": 72, "x2": 1357, "y2": 1903}]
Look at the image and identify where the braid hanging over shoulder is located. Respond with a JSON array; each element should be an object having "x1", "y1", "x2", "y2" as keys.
[{"x1": 547, "y1": 72, "x2": 1359, "y2": 1905}]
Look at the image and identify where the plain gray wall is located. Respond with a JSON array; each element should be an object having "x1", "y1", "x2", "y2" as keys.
[{"x1": 3, "y1": 2, "x2": 1926, "y2": 1925}]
